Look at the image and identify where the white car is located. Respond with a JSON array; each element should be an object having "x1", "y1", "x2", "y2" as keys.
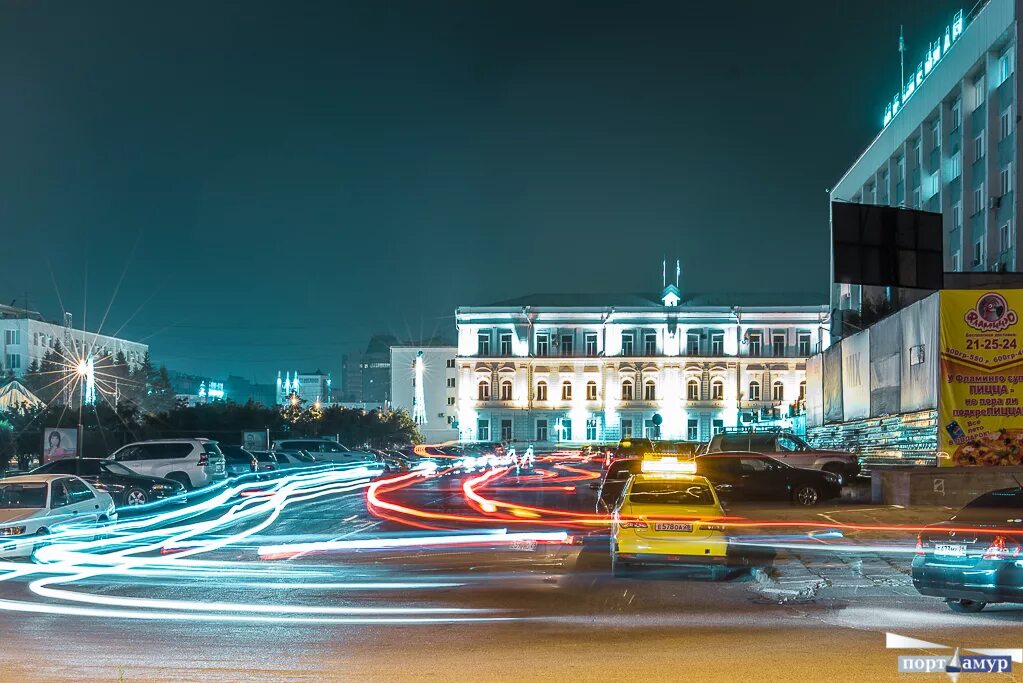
[
  {"x1": 0, "y1": 475, "x2": 117, "y2": 559},
  {"x1": 106, "y1": 438, "x2": 228, "y2": 490}
]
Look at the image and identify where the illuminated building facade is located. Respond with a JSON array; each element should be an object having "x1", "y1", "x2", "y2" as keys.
[
  {"x1": 832, "y1": 1, "x2": 1021, "y2": 316},
  {"x1": 455, "y1": 290, "x2": 829, "y2": 444},
  {"x1": 390, "y1": 345, "x2": 459, "y2": 444},
  {"x1": 276, "y1": 370, "x2": 331, "y2": 407}
]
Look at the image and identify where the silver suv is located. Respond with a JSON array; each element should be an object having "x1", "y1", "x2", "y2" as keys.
[
  {"x1": 271, "y1": 438, "x2": 374, "y2": 465},
  {"x1": 107, "y1": 439, "x2": 227, "y2": 490},
  {"x1": 702, "y1": 430, "x2": 860, "y2": 480}
]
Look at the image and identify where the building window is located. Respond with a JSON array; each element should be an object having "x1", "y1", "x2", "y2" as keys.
[
  {"x1": 536, "y1": 333, "x2": 549, "y2": 356},
  {"x1": 3, "y1": 329, "x2": 19, "y2": 345},
  {"x1": 477, "y1": 333, "x2": 490, "y2": 356},
  {"x1": 536, "y1": 419, "x2": 548, "y2": 442},
  {"x1": 643, "y1": 333, "x2": 656, "y2": 355},
  {"x1": 999, "y1": 48, "x2": 1014, "y2": 83},
  {"x1": 748, "y1": 380, "x2": 761, "y2": 402},
  {"x1": 771, "y1": 333, "x2": 785, "y2": 356},
  {"x1": 620, "y1": 419, "x2": 633, "y2": 438},
  {"x1": 643, "y1": 380, "x2": 656, "y2": 401},
  {"x1": 953, "y1": 201, "x2": 962, "y2": 231},
  {"x1": 952, "y1": 249, "x2": 962, "y2": 271},
  {"x1": 772, "y1": 381, "x2": 784, "y2": 402},
  {"x1": 973, "y1": 184, "x2": 984, "y2": 215},
  {"x1": 584, "y1": 332, "x2": 598, "y2": 357},
  {"x1": 586, "y1": 418, "x2": 598, "y2": 441},
  {"x1": 1001, "y1": 221, "x2": 1012, "y2": 253},
  {"x1": 621, "y1": 380, "x2": 634, "y2": 401},
  {"x1": 931, "y1": 119, "x2": 941, "y2": 148},
  {"x1": 477, "y1": 380, "x2": 490, "y2": 401},
  {"x1": 500, "y1": 380, "x2": 512, "y2": 401},
  {"x1": 687, "y1": 378, "x2": 700, "y2": 401},
  {"x1": 585, "y1": 380, "x2": 597, "y2": 401},
  {"x1": 929, "y1": 170, "x2": 940, "y2": 197},
  {"x1": 951, "y1": 98, "x2": 961, "y2": 129},
  {"x1": 621, "y1": 333, "x2": 634, "y2": 356},
  {"x1": 974, "y1": 237, "x2": 986, "y2": 267},
  {"x1": 747, "y1": 332, "x2": 762, "y2": 356},
  {"x1": 710, "y1": 332, "x2": 724, "y2": 356},
  {"x1": 712, "y1": 419, "x2": 724, "y2": 435},
  {"x1": 687, "y1": 419, "x2": 699, "y2": 441},
  {"x1": 1001, "y1": 164, "x2": 1012, "y2": 196},
  {"x1": 447, "y1": 396, "x2": 455, "y2": 406},
  {"x1": 499, "y1": 333, "x2": 512, "y2": 356},
  {"x1": 686, "y1": 333, "x2": 700, "y2": 355},
  {"x1": 446, "y1": 358, "x2": 455, "y2": 368},
  {"x1": 560, "y1": 334, "x2": 574, "y2": 356},
  {"x1": 974, "y1": 74, "x2": 985, "y2": 110},
  {"x1": 500, "y1": 419, "x2": 512, "y2": 442},
  {"x1": 951, "y1": 146, "x2": 961, "y2": 179},
  {"x1": 561, "y1": 381, "x2": 572, "y2": 401},
  {"x1": 912, "y1": 187, "x2": 921, "y2": 208},
  {"x1": 446, "y1": 377, "x2": 456, "y2": 388},
  {"x1": 711, "y1": 378, "x2": 724, "y2": 400},
  {"x1": 477, "y1": 419, "x2": 490, "y2": 442},
  {"x1": 799, "y1": 381, "x2": 806, "y2": 401},
  {"x1": 560, "y1": 419, "x2": 572, "y2": 442},
  {"x1": 1001, "y1": 106, "x2": 1013, "y2": 141},
  {"x1": 797, "y1": 332, "x2": 811, "y2": 356},
  {"x1": 536, "y1": 381, "x2": 548, "y2": 402},
  {"x1": 5, "y1": 353, "x2": 20, "y2": 370}
]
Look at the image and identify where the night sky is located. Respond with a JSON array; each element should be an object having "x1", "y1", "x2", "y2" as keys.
[{"x1": 0, "y1": 0, "x2": 963, "y2": 381}]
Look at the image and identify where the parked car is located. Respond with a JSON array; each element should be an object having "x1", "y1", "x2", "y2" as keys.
[
  {"x1": 694, "y1": 452, "x2": 842, "y2": 506},
  {"x1": 106, "y1": 439, "x2": 227, "y2": 490},
  {"x1": 603, "y1": 437, "x2": 655, "y2": 469},
  {"x1": 0, "y1": 475, "x2": 117, "y2": 559},
  {"x1": 702, "y1": 430, "x2": 860, "y2": 481},
  {"x1": 912, "y1": 486, "x2": 1023, "y2": 613},
  {"x1": 218, "y1": 445, "x2": 259, "y2": 477},
  {"x1": 592, "y1": 457, "x2": 645, "y2": 514},
  {"x1": 270, "y1": 450, "x2": 321, "y2": 470},
  {"x1": 248, "y1": 450, "x2": 281, "y2": 475},
  {"x1": 271, "y1": 438, "x2": 374, "y2": 464},
  {"x1": 30, "y1": 458, "x2": 185, "y2": 507}
]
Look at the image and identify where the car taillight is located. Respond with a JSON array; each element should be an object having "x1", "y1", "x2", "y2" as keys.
[
  {"x1": 619, "y1": 520, "x2": 648, "y2": 529},
  {"x1": 982, "y1": 535, "x2": 1021, "y2": 560},
  {"x1": 197, "y1": 451, "x2": 209, "y2": 467},
  {"x1": 915, "y1": 534, "x2": 925, "y2": 555},
  {"x1": 250, "y1": 458, "x2": 257, "y2": 472}
]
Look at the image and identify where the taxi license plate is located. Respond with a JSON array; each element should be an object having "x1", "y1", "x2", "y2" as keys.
[
  {"x1": 654, "y1": 523, "x2": 692, "y2": 532},
  {"x1": 934, "y1": 543, "x2": 967, "y2": 557}
]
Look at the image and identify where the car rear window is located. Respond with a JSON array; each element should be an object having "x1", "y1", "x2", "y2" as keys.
[
  {"x1": 953, "y1": 489, "x2": 1023, "y2": 522},
  {"x1": 629, "y1": 481, "x2": 715, "y2": 506}
]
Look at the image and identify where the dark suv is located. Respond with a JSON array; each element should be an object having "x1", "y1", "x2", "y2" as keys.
[{"x1": 703, "y1": 431, "x2": 859, "y2": 481}]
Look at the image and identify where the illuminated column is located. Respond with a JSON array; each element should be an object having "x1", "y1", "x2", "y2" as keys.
[
  {"x1": 83, "y1": 356, "x2": 96, "y2": 405},
  {"x1": 412, "y1": 351, "x2": 427, "y2": 426}
]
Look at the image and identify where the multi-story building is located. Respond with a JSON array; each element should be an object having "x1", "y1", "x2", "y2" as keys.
[
  {"x1": 275, "y1": 370, "x2": 331, "y2": 407},
  {"x1": 454, "y1": 288, "x2": 829, "y2": 444},
  {"x1": 0, "y1": 303, "x2": 148, "y2": 380},
  {"x1": 832, "y1": 1, "x2": 1021, "y2": 320},
  {"x1": 390, "y1": 345, "x2": 458, "y2": 444}
]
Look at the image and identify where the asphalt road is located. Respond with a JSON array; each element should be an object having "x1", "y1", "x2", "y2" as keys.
[{"x1": 0, "y1": 462, "x2": 1019, "y2": 682}]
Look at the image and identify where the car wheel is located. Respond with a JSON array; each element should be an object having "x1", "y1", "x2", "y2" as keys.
[
  {"x1": 124, "y1": 488, "x2": 148, "y2": 506},
  {"x1": 945, "y1": 598, "x2": 987, "y2": 613},
  {"x1": 793, "y1": 485, "x2": 821, "y2": 506},
  {"x1": 30, "y1": 528, "x2": 49, "y2": 563},
  {"x1": 611, "y1": 552, "x2": 632, "y2": 578},
  {"x1": 166, "y1": 473, "x2": 192, "y2": 490}
]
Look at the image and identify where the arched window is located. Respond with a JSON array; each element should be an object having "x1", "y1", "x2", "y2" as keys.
[
  {"x1": 478, "y1": 380, "x2": 491, "y2": 401},
  {"x1": 643, "y1": 379, "x2": 656, "y2": 401},
  {"x1": 799, "y1": 380, "x2": 806, "y2": 401},
  {"x1": 536, "y1": 381, "x2": 548, "y2": 402},
  {"x1": 686, "y1": 378, "x2": 700, "y2": 401},
  {"x1": 500, "y1": 379, "x2": 513, "y2": 401},
  {"x1": 621, "y1": 380, "x2": 634, "y2": 401},
  {"x1": 561, "y1": 381, "x2": 573, "y2": 401},
  {"x1": 772, "y1": 380, "x2": 784, "y2": 402},
  {"x1": 586, "y1": 380, "x2": 598, "y2": 401},
  {"x1": 711, "y1": 378, "x2": 724, "y2": 401},
  {"x1": 748, "y1": 380, "x2": 761, "y2": 402}
]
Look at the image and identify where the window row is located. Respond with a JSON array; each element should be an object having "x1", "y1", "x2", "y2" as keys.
[
  {"x1": 475, "y1": 378, "x2": 807, "y2": 402},
  {"x1": 476, "y1": 330, "x2": 813, "y2": 356}
]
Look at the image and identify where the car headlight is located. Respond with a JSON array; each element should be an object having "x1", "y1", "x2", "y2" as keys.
[
  {"x1": 0, "y1": 526, "x2": 27, "y2": 536},
  {"x1": 151, "y1": 484, "x2": 175, "y2": 491},
  {"x1": 823, "y1": 472, "x2": 840, "y2": 483}
]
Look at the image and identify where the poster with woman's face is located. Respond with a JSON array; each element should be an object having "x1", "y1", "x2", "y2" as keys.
[{"x1": 43, "y1": 428, "x2": 77, "y2": 463}]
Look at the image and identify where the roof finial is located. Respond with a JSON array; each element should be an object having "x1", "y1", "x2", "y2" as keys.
[
  {"x1": 675, "y1": 259, "x2": 680, "y2": 288},
  {"x1": 661, "y1": 258, "x2": 666, "y2": 289}
]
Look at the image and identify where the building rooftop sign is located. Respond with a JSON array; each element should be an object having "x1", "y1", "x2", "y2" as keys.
[{"x1": 882, "y1": 9, "x2": 964, "y2": 129}]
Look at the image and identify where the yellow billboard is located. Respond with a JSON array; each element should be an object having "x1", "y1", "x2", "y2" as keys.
[{"x1": 939, "y1": 289, "x2": 1023, "y2": 466}]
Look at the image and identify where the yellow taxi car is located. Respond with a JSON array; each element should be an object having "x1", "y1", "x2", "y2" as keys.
[{"x1": 610, "y1": 459, "x2": 729, "y2": 578}]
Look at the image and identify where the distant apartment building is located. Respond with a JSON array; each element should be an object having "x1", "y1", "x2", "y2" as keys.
[
  {"x1": 0, "y1": 303, "x2": 148, "y2": 382},
  {"x1": 454, "y1": 288, "x2": 829, "y2": 444},
  {"x1": 390, "y1": 345, "x2": 458, "y2": 444},
  {"x1": 831, "y1": 1, "x2": 1021, "y2": 317}
]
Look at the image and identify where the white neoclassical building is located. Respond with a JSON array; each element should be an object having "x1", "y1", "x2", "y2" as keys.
[{"x1": 454, "y1": 287, "x2": 830, "y2": 444}]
